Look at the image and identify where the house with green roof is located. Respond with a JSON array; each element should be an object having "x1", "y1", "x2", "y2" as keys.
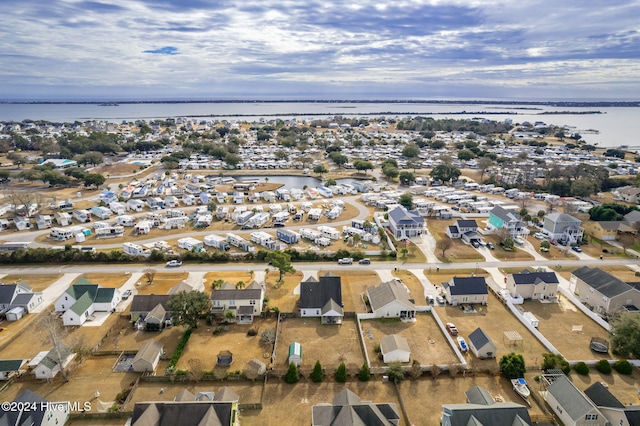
[
  {"x1": 0, "y1": 359, "x2": 28, "y2": 380},
  {"x1": 55, "y1": 278, "x2": 121, "y2": 326}
]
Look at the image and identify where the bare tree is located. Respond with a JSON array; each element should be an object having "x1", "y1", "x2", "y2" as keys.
[
  {"x1": 143, "y1": 268, "x2": 156, "y2": 285},
  {"x1": 187, "y1": 358, "x2": 204, "y2": 382},
  {"x1": 430, "y1": 364, "x2": 441, "y2": 379},
  {"x1": 38, "y1": 315, "x2": 70, "y2": 382},
  {"x1": 4, "y1": 190, "x2": 45, "y2": 217},
  {"x1": 244, "y1": 363, "x2": 260, "y2": 382},
  {"x1": 261, "y1": 328, "x2": 276, "y2": 347},
  {"x1": 436, "y1": 239, "x2": 453, "y2": 257},
  {"x1": 618, "y1": 233, "x2": 635, "y2": 254},
  {"x1": 408, "y1": 360, "x2": 423, "y2": 379},
  {"x1": 448, "y1": 363, "x2": 463, "y2": 378},
  {"x1": 213, "y1": 367, "x2": 227, "y2": 381}
]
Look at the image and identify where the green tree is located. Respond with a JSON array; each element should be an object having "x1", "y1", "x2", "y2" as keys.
[
  {"x1": 387, "y1": 362, "x2": 404, "y2": 383},
  {"x1": 267, "y1": 251, "x2": 296, "y2": 283},
  {"x1": 399, "y1": 171, "x2": 415, "y2": 185},
  {"x1": 382, "y1": 166, "x2": 399, "y2": 180},
  {"x1": 353, "y1": 160, "x2": 374, "y2": 174},
  {"x1": 457, "y1": 149, "x2": 475, "y2": 161},
  {"x1": 399, "y1": 193, "x2": 413, "y2": 209},
  {"x1": 541, "y1": 353, "x2": 570, "y2": 374},
  {"x1": 610, "y1": 312, "x2": 640, "y2": 359},
  {"x1": 211, "y1": 279, "x2": 225, "y2": 290},
  {"x1": 224, "y1": 153, "x2": 242, "y2": 168},
  {"x1": 499, "y1": 353, "x2": 526, "y2": 379},
  {"x1": 83, "y1": 173, "x2": 106, "y2": 188},
  {"x1": 329, "y1": 152, "x2": 348, "y2": 168},
  {"x1": 335, "y1": 362, "x2": 347, "y2": 383},
  {"x1": 571, "y1": 177, "x2": 597, "y2": 197},
  {"x1": 357, "y1": 362, "x2": 371, "y2": 381},
  {"x1": 311, "y1": 360, "x2": 323, "y2": 382},
  {"x1": 168, "y1": 291, "x2": 212, "y2": 329},
  {"x1": 284, "y1": 362, "x2": 300, "y2": 384},
  {"x1": 402, "y1": 144, "x2": 420, "y2": 158},
  {"x1": 313, "y1": 164, "x2": 328, "y2": 177},
  {"x1": 430, "y1": 164, "x2": 461, "y2": 185}
]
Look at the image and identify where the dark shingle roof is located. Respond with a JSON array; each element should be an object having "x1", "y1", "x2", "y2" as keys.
[
  {"x1": 0, "y1": 390, "x2": 50, "y2": 426},
  {"x1": 584, "y1": 382, "x2": 624, "y2": 408},
  {"x1": 211, "y1": 287, "x2": 262, "y2": 301},
  {"x1": 512, "y1": 271, "x2": 559, "y2": 285},
  {"x1": 388, "y1": 206, "x2": 424, "y2": 225},
  {"x1": 0, "y1": 284, "x2": 18, "y2": 304},
  {"x1": 490, "y1": 205, "x2": 521, "y2": 223},
  {"x1": 95, "y1": 287, "x2": 116, "y2": 303},
  {"x1": 299, "y1": 275, "x2": 342, "y2": 310},
  {"x1": 130, "y1": 295, "x2": 171, "y2": 313},
  {"x1": 468, "y1": 328, "x2": 493, "y2": 350},
  {"x1": 131, "y1": 402, "x2": 235, "y2": 426},
  {"x1": 572, "y1": 266, "x2": 634, "y2": 298},
  {"x1": 456, "y1": 220, "x2": 478, "y2": 228},
  {"x1": 312, "y1": 389, "x2": 401, "y2": 426},
  {"x1": 446, "y1": 277, "x2": 488, "y2": 295},
  {"x1": 439, "y1": 403, "x2": 531, "y2": 426}
]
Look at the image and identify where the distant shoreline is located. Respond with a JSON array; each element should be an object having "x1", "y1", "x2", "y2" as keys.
[{"x1": 1, "y1": 99, "x2": 638, "y2": 108}]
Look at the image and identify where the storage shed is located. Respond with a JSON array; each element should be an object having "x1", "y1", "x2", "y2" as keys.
[
  {"x1": 468, "y1": 328, "x2": 497, "y2": 359},
  {"x1": 131, "y1": 340, "x2": 163, "y2": 373},
  {"x1": 288, "y1": 342, "x2": 302, "y2": 366},
  {"x1": 379, "y1": 334, "x2": 411, "y2": 363}
]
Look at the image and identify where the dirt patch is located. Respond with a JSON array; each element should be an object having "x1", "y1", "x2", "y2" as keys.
[
  {"x1": 326, "y1": 270, "x2": 380, "y2": 313},
  {"x1": 362, "y1": 314, "x2": 458, "y2": 368},
  {"x1": 274, "y1": 318, "x2": 365, "y2": 374},
  {"x1": 436, "y1": 292, "x2": 548, "y2": 368},
  {"x1": 392, "y1": 270, "x2": 426, "y2": 301},
  {"x1": 263, "y1": 270, "x2": 303, "y2": 313},
  {"x1": 175, "y1": 318, "x2": 276, "y2": 372},
  {"x1": 0, "y1": 274, "x2": 62, "y2": 292},
  {"x1": 0, "y1": 356, "x2": 139, "y2": 412},
  {"x1": 98, "y1": 316, "x2": 186, "y2": 355},
  {"x1": 522, "y1": 297, "x2": 612, "y2": 361}
]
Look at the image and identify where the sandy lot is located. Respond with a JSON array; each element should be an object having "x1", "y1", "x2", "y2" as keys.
[
  {"x1": 362, "y1": 314, "x2": 459, "y2": 368},
  {"x1": 392, "y1": 270, "x2": 426, "y2": 301},
  {"x1": 435, "y1": 292, "x2": 548, "y2": 368},
  {"x1": 326, "y1": 270, "x2": 379, "y2": 313},
  {"x1": 175, "y1": 318, "x2": 276, "y2": 373},
  {"x1": 0, "y1": 356, "x2": 139, "y2": 412},
  {"x1": 522, "y1": 296, "x2": 612, "y2": 361},
  {"x1": 263, "y1": 270, "x2": 303, "y2": 313},
  {"x1": 274, "y1": 318, "x2": 365, "y2": 375}
]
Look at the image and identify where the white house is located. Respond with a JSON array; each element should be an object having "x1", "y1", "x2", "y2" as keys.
[
  {"x1": 211, "y1": 281, "x2": 265, "y2": 324},
  {"x1": 443, "y1": 277, "x2": 488, "y2": 306},
  {"x1": 506, "y1": 270, "x2": 559, "y2": 301},
  {"x1": 367, "y1": 280, "x2": 416, "y2": 321},
  {"x1": 387, "y1": 206, "x2": 425, "y2": 240},
  {"x1": 299, "y1": 274, "x2": 343, "y2": 325},
  {"x1": 379, "y1": 334, "x2": 411, "y2": 363},
  {"x1": 543, "y1": 212, "x2": 584, "y2": 244},
  {"x1": 545, "y1": 375, "x2": 607, "y2": 426},
  {"x1": 131, "y1": 340, "x2": 164, "y2": 373},
  {"x1": 55, "y1": 278, "x2": 121, "y2": 326},
  {"x1": 33, "y1": 346, "x2": 75, "y2": 380}
]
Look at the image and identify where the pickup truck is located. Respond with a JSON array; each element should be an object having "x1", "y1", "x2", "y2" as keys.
[{"x1": 337, "y1": 258, "x2": 353, "y2": 265}]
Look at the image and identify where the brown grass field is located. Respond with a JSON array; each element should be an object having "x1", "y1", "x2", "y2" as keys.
[
  {"x1": 175, "y1": 318, "x2": 277, "y2": 372},
  {"x1": 0, "y1": 274, "x2": 62, "y2": 292},
  {"x1": 428, "y1": 220, "x2": 485, "y2": 262},
  {"x1": 263, "y1": 270, "x2": 303, "y2": 313},
  {"x1": 326, "y1": 270, "x2": 380, "y2": 313},
  {"x1": 133, "y1": 272, "x2": 189, "y2": 295},
  {"x1": 274, "y1": 318, "x2": 365, "y2": 374},
  {"x1": 522, "y1": 296, "x2": 612, "y2": 361},
  {"x1": 78, "y1": 273, "x2": 130, "y2": 288},
  {"x1": 481, "y1": 234, "x2": 535, "y2": 261},
  {"x1": 98, "y1": 316, "x2": 187, "y2": 355},
  {"x1": 204, "y1": 271, "x2": 254, "y2": 288},
  {"x1": 391, "y1": 270, "x2": 426, "y2": 301},
  {"x1": 362, "y1": 314, "x2": 459, "y2": 367},
  {"x1": 435, "y1": 292, "x2": 549, "y2": 368}
]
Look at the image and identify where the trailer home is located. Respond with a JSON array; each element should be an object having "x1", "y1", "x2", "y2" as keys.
[
  {"x1": 36, "y1": 214, "x2": 52, "y2": 230},
  {"x1": 109, "y1": 201, "x2": 127, "y2": 215},
  {"x1": 134, "y1": 220, "x2": 153, "y2": 235},
  {"x1": 290, "y1": 188, "x2": 304, "y2": 200},
  {"x1": 50, "y1": 227, "x2": 75, "y2": 241},
  {"x1": 204, "y1": 234, "x2": 230, "y2": 251},
  {"x1": 250, "y1": 231, "x2": 279, "y2": 250},
  {"x1": 54, "y1": 212, "x2": 72, "y2": 227},
  {"x1": 277, "y1": 229, "x2": 300, "y2": 244},
  {"x1": 194, "y1": 213, "x2": 212, "y2": 228},
  {"x1": 249, "y1": 212, "x2": 270, "y2": 228},
  {"x1": 162, "y1": 216, "x2": 189, "y2": 230},
  {"x1": 126, "y1": 199, "x2": 145, "y2": 212},
  {"x1": 226, "y1": 233, "x2": 255, "y2": 252},
  {"x1": 13, "y1": 218, "x2": 32, "y2": 231},
  {"x1": 261, "y1": 191, "x2": 277, "y2": 203},
  {"x1": 178, "y1": 237, "x2": 204, "y2": 252},
  {"x1": 96, "y1": 224, "x2": 125, "y2": 239},
  {"x1": 300, "y1": 228, "x2": 322, "y2": 241},
  {"x1": 326, "y1": 207, "x2": 342, "y2": 220},
  {"x1": 123, "y1": 242, "x2": 146, "y2": 256},
  {"x1": 308, "y1": 208, "x2": 323, "y2": 221},
  {"x1": 90, "y1": 206, "x2": 112, "y2": 220},
  {"x1": 318, "y1": 226, "x2": 340, "y2": 240},
  {"x1": 73, "y1": 209, "x2": 91, "y2": 223},
  {"x1": 182, "y1": 194, "x2": 195, "y2": 206}
]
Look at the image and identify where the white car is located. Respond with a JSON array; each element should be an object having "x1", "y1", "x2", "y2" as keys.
[
  {"x1": 166, "y1": 260, "x2": 182, "y2": 267},
  {"x1": 534, "y1": 232, "x2": 545, "y2": 240}
]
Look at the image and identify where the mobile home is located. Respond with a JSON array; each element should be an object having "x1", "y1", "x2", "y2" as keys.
[
  {"x1": 204, "y1": 234, "x2": 230, "y2": 251},
  {"x1": 226, "y1": 233, "x2": 255, "y2": 252},
  {"x1": 277, "y1": 229, "x2": 300, "y2": 244},
  {"x1": 178, "y1": 237, "x2": 204, "y2": 252},
  {"x1": 36, "y1": 214, "x2": 52, "y2": 230},
  {"x1": 90, "y1": 206, "x2": 112, "y2": 220},
  {"x1": 123, "y1": 242, "x2": 146, "y2": 256},
  {"x1": 72, "y1": 209, "x2": 91, "y2": 223},
  {"x1": 54, "y1": 212, "x2": 72, "y2": 227}
]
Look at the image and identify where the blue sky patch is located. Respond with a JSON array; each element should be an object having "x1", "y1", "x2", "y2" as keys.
[{"x1": 143, "y1": 46, "x2": 179, "y2": 55}]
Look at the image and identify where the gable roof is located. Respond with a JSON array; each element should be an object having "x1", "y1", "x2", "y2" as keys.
[
  {"x1": 380, "y1": 334, "x2": 410, "y2": 354},
  {"x1": 440, "y1": 402, "x2": 532, "y2": 426},
  {"x1": 11, "y1": 292, "x2": 39, "y2": 306},
  {"x1": 547, "y1": 375, "x2": 598, "y2": 421},
  {"x1": 322, "y1": 299, "x2": 344, "y2": 316},
  {"x1": 456, "y1": 220, "x2": 478, "y2": 228},
  {"x1": 64, "y1": 283, "x2": 99, "y2": 301},
  {"x1": 69, "y1": 291, "x2": 94, "y2": 316},
  {"x1": 40, "y1": 345, "x2": 72, "y2": 370},
  {"x1": 211, "y1": 285, "x2": 262, "y2": 302},
  {"x1": 388, "y1": 205, "x2": 424, "y2": 225},
  {"x1": 0, "y1": 284, "x2": 20, "y2": 304},
  {"x1": 465, "y1": 386, "x2": 495, "y2": 406},
  {"x1": 168, "y1": 281, "x2": 193, "y2": 295},
  {"x1": 95, "y1": 287, "x2": 117, "y2": 303},
  {"x1": 468, "y1": 328, "x2": 494, "y2": 350},
  {"x1": 572, "y1": 266, "x2": 634, "y2": 298},
  {"x1": 131, "y1": 295, "x2": 172, "y2": 313},
  {"x1": 511, "y1": 270, "x2": 559, "y2": 285},
  {"x1": 367, "y1": 280, "x2": 415, "y2": 311},
  {"x1": 445, "y1": 277, "x2": 488, "y2": 295},
  {"x1": 299, "y1": 275, "x2": 342, "y2": 310},
  {"x1": 0, "y1": 390, "x2": 51, "y2": 426},
  {"x1": 131, "y1": 401, "x2": 235, "y2": 426},
  {"x1": 145, "y1": 304, "x2": 167, "y2": 323},
  {"x1": 133, "y1": 340, "x2": 163, "y2": 366},
  {"x1": 584, "y1": 381, "x2": 624, "y2": 408},
  {"x1": 546, "y1": 212, "x2": 581, "y2": 223},
  {"x1": 489, "y1": 205, "x2": 521, "y2": 223},
  {"x1": 0, "y1": 359, "x2": 26, "y2": 372},
  {"x1": 312, "y1": 389, "x2": 401, "y2": 426},
  {"x1": 623, "y1": 210, "x2": 640, "y2": 225}
]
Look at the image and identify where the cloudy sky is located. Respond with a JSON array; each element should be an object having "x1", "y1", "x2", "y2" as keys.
[{"x1": 1, "y1": 0, "x2": 639, "y2": 101}]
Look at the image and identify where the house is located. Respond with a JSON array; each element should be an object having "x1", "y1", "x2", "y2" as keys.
[
  {"x1": 54, "y1": 211, "x2": 72, "y2": 226},
  {"x1": 613, "y1": 186, "x2": 640, "y2": 203},
  {"x1": 0, "y1": 282, "x2": 43, "y2": 314},
  {"x1": 131, "y1": 387, "x2": 239, "y2": 426},
  {"x1": 0, "y1": 389, "x2": 70, "y2": 426},
  {"x1": 366, "y1": 280, "x2": 416, "y2": 321},
  {"x1": 211, "y1": 281, "x2": 264, "y2": 323},
  {"x1": 0, "y1": 359, "x2": 28, "y2": 380},
  {"x1": 446, "y1": 219, "x2": 481, "y2": 244},
  {"x1": 468, "y1": 328, "x2": 496, "y2": 359},
  {"x1": 54, "y1": 279, "x2": 121, "y2": 326},
  {"x1": 288, "y1": 342, "x2": 302, "y2": 366},
  {"x1": 33, "y1": 345, "x2": 75, "y2": 380},
  {"x1": 379, "y1": 334, "x2": 411, "y2": 363},
  {"x1": 131, "y1": 340, "x2": 164, "y2": 373},
  {"x1": 506, "y1": 269, "x2": 559, "y2": 301},
  {"x1": 35, "y1": 214, "x2": 52, "y2": 230},
  {"x1": 571, "y1": 266, "x2": 640, "y2": 316},
  {"x1": 387, "y1": 205, "x2": 425, "y2": 240},
  {"x1": 487, "y1": 206, "x2": 527, "y2": 238},
  {"x1": 584, "y1": 381, "x2": 640, "y2": 426},
  {"x1": 582, "y1": 220, "x2": 627, "y2": 241},
  {"x1": 543, "y1": 212, "x2": 584, "y2": 244},
  {"x1": 298, "y1": 273, "x2": 343, "y2": 324},
  {"x1": 312, "y1": 389, "x2": 400, "y2": 426},
  {"x1": 545, "y1": 375, "x2": 607, "y2": 426},
  {"x1": 130, "y1": 295, "x2": 172, "y2": 329},
  {"x1": 442, "y1": 277, "x2": 488, "y2": 306},
  {"x1": 441, "y1": 385, "x2": 532, "y2": 426}
]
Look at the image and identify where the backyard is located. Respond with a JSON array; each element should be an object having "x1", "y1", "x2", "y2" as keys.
[{"x1": 326, "y1": 270, "x2": 379, "y2": 313}]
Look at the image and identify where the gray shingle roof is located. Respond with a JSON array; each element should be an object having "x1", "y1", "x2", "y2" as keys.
[
  {"x1": 388, "y1": 205, "x2": 424, "y2": 225},
  {"x1": 312, "y1": 389, "x2": 401, "y2": 426},
  {"x1": 130, "y1": 295, "x2": 171, "y2": 313},
  {"x1": 133, "y1": 340, "x2": 163, "y2": 368},
  {"x1": 440, "y1": 403, "x2": 532, "y2": 426},
  {"x1": 367, "y1": 280, "x2": 415, "y2": 312},
  {"x1": 584, "y1": 381, "x2": 624, "y2": 408},
  {"x1": 380, "y1": 334, "x2": 410, "y2": 355},
  {"x1": 131, "y1": 401, "x2": 235, "y2": 426},
  {"x1": 490, "y1": 205, "x2": 521, "y2": 223},
  {"x1": 468, "y1": 328, "x2": 493, "y2": 350},
  {"x1": 299, "y1": 275, "x2": 342, "y2": 310},
  {"x1": 572, "y1": 266, "x2": 634, "y2": 298},
  {"x1": 547, "y1": 375, "x2": 598, "y2": 421}
]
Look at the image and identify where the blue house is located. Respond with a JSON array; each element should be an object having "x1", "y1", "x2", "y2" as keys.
[
  {"x1": 488, "y1": 206, "x2": 527, "y2": 238},
  {"x1": 277, "y1": 229, "x2": 300, "y2": 244},
  {"x1": 388, "y1": 206, "x2": 425, "y2": 240}
]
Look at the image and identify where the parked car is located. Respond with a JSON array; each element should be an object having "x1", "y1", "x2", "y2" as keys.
[
  {"x1": 122, "y1": 290, "x2": 132, "y2": 299},
  {"x1": 571, "y1": 246, "x2": 582, "y2": 252},
  {"x1": 471, "y1": 241, "x2": 480, "y2": 248},
  {"x1": 534, "y1": 232, "x2": 545, "y2": 240},
  {"x1": 358, "y1": 258, "x2": 371, "y2": 265},
  {"x1": 446, "y1": 323, "x2": 459, "y2": 336},
  {"x1": 338, "y1": 257, "x2": 353, "y2": 265},
  {"x1": 166, "y1": 260, "x2": 182, "y2": 267},
  {"x1": 436, "y1": 295, "x2": 446, "y2": 305},
  {"x1": 550, "y1": 240, "x2": 558, "y2": 246},
  {"x1": 427, "y1": 295, "x2": 435, "y2": 305},
  {"x1": 486, "y1": 242, "x2": 495, "y2": 250}
]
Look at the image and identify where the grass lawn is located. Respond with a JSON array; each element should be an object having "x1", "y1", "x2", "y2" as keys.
[
  {"x1": 362, "y1": 314, "x2": 459, "y2": 368},
  {"x1": 428, "y1": 220, "x2": 485, "y2": 262},
  {"x1": 326, "y1": 270, "x2": 380, "y2": 313},
  {"x1": 134, "y1": 272, "x2": 189, "y2": 295},
  {"x1": 175, "y1": 317, "x2": 276, "y2": 373},
  {"x1": 554, "y1": 265, "x2": 639, "y2": 282},
  {"x1": 424, "y1": 268, "x2": 489, "y2": 289},
  {"x1": 79, "y1": 273, "x2": 130, "y2": 288},
  {"x1": 263, "y1": 270, "x2": 303, "y2": 313},
  {"x1": 274, "y1": 318, "x2": 365, "y2": 375},
  {"x1": 0, "y1": 274, "x2": 62, "y2": 292},
  {"x1": 392, "y1": 270, "x2": 426, "y2": 301},
  {"x1": 98, "y1": 316, "x2": 187, "y2": 355}
]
